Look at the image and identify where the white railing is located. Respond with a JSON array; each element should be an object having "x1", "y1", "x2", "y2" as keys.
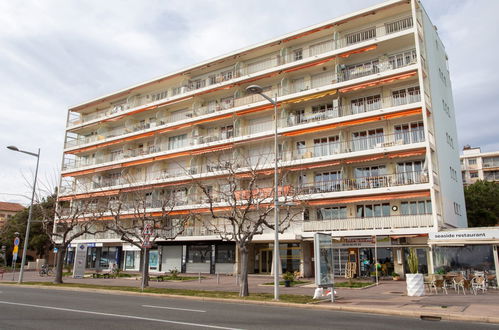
[
  {"x1": 67, "y1": 16, "x2": 414, "y2": 129},
  {"x1": 303, "y1": 214, "x2": 432, "y2": 232}
]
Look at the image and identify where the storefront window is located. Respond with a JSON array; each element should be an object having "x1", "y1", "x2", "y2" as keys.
[
  {"x1": 403, "y1": 248, "x2": 428, "y2": 274},
  {"x1": 149, "y1": 250, "x2": 159, "y2": 271},
  {"x1": 216, "y1": 245, "x2": 235, "y2": 263},
  {"x1": 188, "y1": 245, "x2": 211, "y2": 263},
  {"x1": 359, "y1": 248, "x2": 394, "y2": 277},
  {"x1": 125, "y1": 251, "x2": 136, "y2": 269},
  {"x1": 433, "y1": 245, "x2": 495, "y2": 274}
]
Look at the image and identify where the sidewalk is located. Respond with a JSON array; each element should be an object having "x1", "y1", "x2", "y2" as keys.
[{"x1": 2, "y1": 271, "x2": 499, "y2": 324}]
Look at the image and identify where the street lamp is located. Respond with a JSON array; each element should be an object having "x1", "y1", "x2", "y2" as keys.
[
  {"x1": 245, "y1": 85, "x2": 280, "y2": 301},
  {"x1": 7, "y1": 145, "x2": 40, "y2": 284}
]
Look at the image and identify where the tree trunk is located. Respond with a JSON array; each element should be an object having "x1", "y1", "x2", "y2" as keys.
[
  {"x1": 53, "y1": 245, "x2": 66, "y2": 284},
  {"x1": 239, "y1": 245, "x2": 249, "y2": 297},
  {"x1": 141, "y1": 248, "x2": 150, "y2": 288}
]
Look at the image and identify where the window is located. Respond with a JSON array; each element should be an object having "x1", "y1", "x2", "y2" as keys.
[
  {"x1": 293, "y1": 48, "x2": 303, "y2": 61},
  {"x1": 296, "y1": 141, "x2": 306, "y2": 157},
  {"x1": 312, "y1": 102, "x2": 339, "y2": 119},
  {"x1": 355, "y1": 165, "x2": 387, "y2": 189},
  {"x1": 388, "y1": 49, "x2": 416, "y2": 69},
  {"x1": 168, "y1": 134, "x2": 187, "y2": 150},
  {"x1": 216, "y1": 245, "x2": 235, "y2": 263},
  {"x1": 187, "y1": 245, "x2": 211, "y2": 263},
  {"x1": 442, "y1": 99, "x2": 451, "y2": 118},
  {"x1": 450, "y1": 166, "x2": 458, "y2": 181},
  {"x1": 292, "y1": 78, "x2": 305, "y2": 93},
  {"x1": 351, "y1": 128, "x2": 384, "y2": 151},
  {"x1": 346, "y1": 27, "x2": 376, "y2": 45},
  {"x1": 356, "y1": 203, "x2": 390, "y2": 218},
  {"x1": 468, "y1": 158, "x2": 477, "y2": 165},
  {"x1": 289, "y1": 109, "x2": 305, "y2": 125},
  {"x1": 396, "y1": 161, "x2": 423, "y2": 184},
  {"x1": 392, "y1": 86, "x2": 420, "y2": 106},
  {"x1": 316, "y1": 206, "x2": 347, "y2": 220},
  {"x1": 350, "y1": 94, "x2": 381, "y2": 114},
  {"x1": 344, "y1": 59, "x2": 379, "y2": 81},
  {"x1": 220, "y1": 125, "x2": 234, "y2": 139},
  {"x1": 313, "y1": 135, "x2": 340, "y2": 157},
  {"x1": 171, "y1": 86, "x2": 182, "y2": 96},
  {"x1": 470, "y1": 171, "x2": 479, "y2": 178},
  {"x1": 189, "y1": 79, "x2": 206, "y2": 90},
  {"x1": 446, "y1": 132, "x2": 454, "y2": 149},
  {"x1": 151, "y1": 90, "x2": 168, "y2": 101},
  {"x1": 400, "y1": 200, "x2": 432, "y2": 215},
  {"x1": 110, "y1": 149, "x2": 123, "y2": 161},
  {"x1": 394, "y1": 121, "x2": 424, "y2": 144},
  {"x1": 439, "y1": 68, "x2": 447, "y2": 86},
  {"x1": 315, "y1": 171, "x2": 342, "y2": 192}
]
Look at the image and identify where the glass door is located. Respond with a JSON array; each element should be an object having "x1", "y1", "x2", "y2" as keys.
[{"x1": 259, "y1": 249, "x2": 273, "y2": 274}]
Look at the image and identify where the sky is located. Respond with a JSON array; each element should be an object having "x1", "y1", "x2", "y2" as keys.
[{"x1": 0, "y1": 0, "x2": 498, "y2": 205}]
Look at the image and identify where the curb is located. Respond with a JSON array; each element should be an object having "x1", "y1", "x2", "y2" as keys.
[{"x1": 1, "y1": 283, "x2": 498, "y2": 324}]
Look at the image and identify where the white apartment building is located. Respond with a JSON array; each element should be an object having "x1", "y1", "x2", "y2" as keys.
[
  {"x1": 461, "y1": 146, "x2": 499, "y2": 185},
  {"x1": 57, "y1": 0, "x2": 467, "y2": 278}
]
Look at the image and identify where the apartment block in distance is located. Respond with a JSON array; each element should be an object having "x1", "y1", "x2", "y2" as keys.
[
  {"x1": 57, "y1": 0, "x2": 467, "y2": 278},
  {"x1": 461, "y1": 146, "x2": 499, "y2": 185}
]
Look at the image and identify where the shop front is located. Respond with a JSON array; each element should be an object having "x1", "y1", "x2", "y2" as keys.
[
  {"x1": 429, "y1": 228, "x2": 499, "y2": 277},
  {"x1": 331, "y1": 235, "x2": 429, "y2": 278},
  {"x1": 252, "y1": 242, "x2": 305, "y2": 275}
]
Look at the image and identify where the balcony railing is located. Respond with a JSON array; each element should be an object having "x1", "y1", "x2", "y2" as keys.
[
  {"x1": 303, "y1": 213, "x2": 432, "y2": 232},
  {"x1": 281, "y1": 92, "x2": 420, "y2": 128},
  {"x1": 60, "y1": 129, "x2": 425, "y2": 195},
  {"x1": 298, "y1": 170, "x2": 428, "y2": 195},
  {"x1": 67, "y1": 16, "x2": 414, "y2": 129}
]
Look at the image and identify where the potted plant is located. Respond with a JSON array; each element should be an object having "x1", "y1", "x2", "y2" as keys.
[
  {"x1": 283, "y1": 272, "x2": 295, "y2": 287},
  {"x1": 392, "y1": 272, "x2": 401, "y2": 281},
  {"x1": 406, "y1": 248, "x2": 425, "y2": 296}
]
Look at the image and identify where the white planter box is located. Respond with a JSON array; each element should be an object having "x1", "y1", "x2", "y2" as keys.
[{"x1": 406, "y1": 273, "x2": 425, "y2": 296}]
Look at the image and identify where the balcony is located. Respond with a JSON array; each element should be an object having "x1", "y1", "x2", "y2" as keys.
[
  {"x1": 66, "y1": 16, "x2": 414, "y2": 130},
  {"x1": 282, "y1": 92, "x2": 421, "y2": 128},
  {"x1": 298, "y1": 170, "x2": 429, "y2": 195},
  {"x1": 60, "y1": 128, "x2": 425, "y2": 196},
  {"x1": 64, "y1": 49, "x2": 418, "y2": 154},
  {"x1": 303, "y1": 214, "x2": 433, "y2": 232}
]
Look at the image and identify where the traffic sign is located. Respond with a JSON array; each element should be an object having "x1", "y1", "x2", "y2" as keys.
[{"x1": 143, "y1": 223, "x2": 153, "y2": 236}]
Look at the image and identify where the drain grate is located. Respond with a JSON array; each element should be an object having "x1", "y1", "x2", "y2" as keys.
[{"x1": 420, "y1": 315, "x2": 442, "y2": 321}]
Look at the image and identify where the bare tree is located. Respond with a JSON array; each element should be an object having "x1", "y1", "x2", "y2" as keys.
[
  {"x1": 43, "y1": 197, "x2": 107, "y2": 284},
  {"x1": 192, "y1": 154, "x2": 301, "y2": 297},
  {"x1": 107, "y1": 189, "x2": 189, "y2": 288}
]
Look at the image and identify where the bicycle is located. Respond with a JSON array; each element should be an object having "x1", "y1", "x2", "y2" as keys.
[{"x1": 39, "y1": 264, "x2": 53, "y2": 276}]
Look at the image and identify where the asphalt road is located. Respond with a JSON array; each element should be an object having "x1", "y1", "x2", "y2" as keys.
[{"x1": 0, "y1": 286, "x2": 497, "y2": 330}]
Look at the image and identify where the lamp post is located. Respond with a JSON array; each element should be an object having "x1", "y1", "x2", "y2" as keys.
[
  {"x1": 245, "y1": 85, "x2": 280, "y2": 300},
  {"x1": 7, "y1": 145, "x2": 40, "y2": 284}
]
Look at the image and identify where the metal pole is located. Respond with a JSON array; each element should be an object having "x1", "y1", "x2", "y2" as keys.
[
  {"x1": 273, "y1": 94, "x2": 280, "y2": 301},
  {"x1": 141, "y1": 247, "x2": 147, "y2": 291},
  {"x1": 18, "y1": 148, "x2": 40, "y2": 284},
  {"x1": 374, "y1": 235, "x2": 378, "y2": 286}
]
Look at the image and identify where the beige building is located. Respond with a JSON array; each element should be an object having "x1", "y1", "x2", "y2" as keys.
[
  {"x1": 57, "y1": 0, "x2": 467, "y2": 278},
  {"x1": 0, "y1": 202, "x2": 24, "y2": 227},
  {"x1": 461, "y1": 146, "x2": 499, "y2": 185}
]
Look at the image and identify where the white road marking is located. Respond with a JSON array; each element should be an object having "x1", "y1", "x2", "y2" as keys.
[
  {"x1": 142, "y1": 304, "x2": 206, "y2": 313},
  {"x1": 0, "y1": 300, "x2": 242, "y2": 330}
]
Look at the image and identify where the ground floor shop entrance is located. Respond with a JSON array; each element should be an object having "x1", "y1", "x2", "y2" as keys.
[{"x1": 254, "y1": 243, "x2": 302, "y2": 274}]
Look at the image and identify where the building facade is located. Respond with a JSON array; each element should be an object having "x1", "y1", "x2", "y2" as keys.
[
  {"x1": 461, "y1": 146, "x2": 499, "y2": 185},
  {"x1": 0, "y1": 202, "x2": 24, "y2": 227},
  {"x1": 57, "y1": 0, "x2": 467, "y2": 278}
]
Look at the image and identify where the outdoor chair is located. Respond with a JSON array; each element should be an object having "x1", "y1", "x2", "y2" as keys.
[
  {"x1": 429, "y1": 279, "x2": 448, "y2": 295},
  {"x1": 455, "y1": 277, "x2": 474, "y2": 295},
  {"x1": 471, "y1": 275, "x2": 487, "y2": 294}
]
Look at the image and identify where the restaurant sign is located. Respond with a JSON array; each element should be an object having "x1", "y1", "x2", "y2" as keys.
[{"x1": 429, "y1": 229, "x2": 499, "y2": 241}]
